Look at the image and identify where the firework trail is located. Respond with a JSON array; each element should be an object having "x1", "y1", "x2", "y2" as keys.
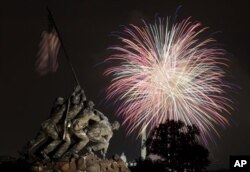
[{"x1": 104, "y1": 17, "x2": 233, "y2": 144}]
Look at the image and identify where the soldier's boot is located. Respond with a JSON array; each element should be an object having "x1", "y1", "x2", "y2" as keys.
[
  {"x1": 71, "y1": 139, "x2": 89, "y2": 157},
  {"x1": 91, "y1": 143, "x2": 106, "y2": 151},
  {"x1": 53, "y1": 142, "x2": 71, "y2": 160},
  {"x1": 43, "y1": 140, "x2": 62, "y2": 154},
  {"x1": 63, "y1": 149, "x2": 79, "y2": 159},
  {"x1": 87, "y1": 147, "x2": 94, "y2": 154},
  {"x1": 40, "y1": 151, "x2": 50, "y2": 161},
  {"x1": 71, "y1": 151, "x2": 79, "y2": 159},
  {"x1": 100, "y1": 150, "x2": 106, "y2": 159},
  {"x1": 53, "y1": 154, "x2": 61, "y2": 160},
  {"x1": 91, "y1": 143, "x2": 108, "y2": 159}
]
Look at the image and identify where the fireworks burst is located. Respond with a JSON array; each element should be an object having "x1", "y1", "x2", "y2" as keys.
[{"x1": 104, "y1": 17, "x2": 233, "y2": 143}]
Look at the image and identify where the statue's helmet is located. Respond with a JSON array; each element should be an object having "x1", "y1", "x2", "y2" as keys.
[
  {"x1": 54, "y1": 97, "x2": 65, "y2": 106},
  {"x1": 112, "y1": 121, "x2": 120, "y2": 130},
  {"x1": 72, "y1": 85, "x2": 82, "y2": 97},
  {"x1": 71, "y1": 94, "x2": 81, "y2": 105},
  {"x1": 74, "y1": 85, "x2": 81, "y2": 93},
  {"x1": 72, "y1": 85, "x2": 86, "y2": 101},
  {"x1": 80, "y1": 89, "x2": 86, "y2": 101},
  {"x1": 87, "y1": 101, "x2": 95, "y2": 108}
]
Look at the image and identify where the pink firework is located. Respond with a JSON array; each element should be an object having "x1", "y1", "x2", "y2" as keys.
[{"x1": 104, "y1": 17, "x2": 233, "y2": 143}]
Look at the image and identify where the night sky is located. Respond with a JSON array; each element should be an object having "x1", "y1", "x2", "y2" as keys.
[{"x1": 0, "y1": 0, "x2": 249, "y2": 170}]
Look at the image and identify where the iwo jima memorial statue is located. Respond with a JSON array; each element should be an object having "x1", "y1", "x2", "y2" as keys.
[
  {"x1": 1, "y1": 8, "x2": 130, "y2": 172},
  {"x1": 22, "y1": 85, "x2": 129, "y2": 172}
]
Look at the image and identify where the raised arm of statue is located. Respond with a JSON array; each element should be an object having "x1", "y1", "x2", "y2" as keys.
[
  {"x1": 90, "y1": 114, "x2": 101, "y2": 122},
  {"x1": 94, "y1": 109, "x2": 109, "y2": 121}
]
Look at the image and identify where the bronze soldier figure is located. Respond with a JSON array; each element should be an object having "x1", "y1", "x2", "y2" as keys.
[
  {"x1": 87, "y1": 120, "x2": 120, "y2": 159},
  {"x1": 69, "y1": 101, "x2": 102, "y2": 158},
  {"x1": 58, "y1": 100, "x2": 111, "y2": 159},
  {"x1": 28, "y1": 97, "x2": 66, "y2": 159},
  {"x1": 53, "y1": 86, "x2": 85, "y2": 159}
]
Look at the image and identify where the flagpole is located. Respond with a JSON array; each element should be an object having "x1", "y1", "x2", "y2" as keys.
[{"x1": 46, "y1": 6, "x2": 80, "y2": 86}]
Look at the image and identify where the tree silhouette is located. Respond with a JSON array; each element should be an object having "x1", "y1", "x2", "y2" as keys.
[{"x1": 131, "y1": 120, "x2": 210, "y2": 172}]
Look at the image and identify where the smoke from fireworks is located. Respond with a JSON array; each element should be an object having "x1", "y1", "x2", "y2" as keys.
[{"x1": 104, "y1": 17, "x2": 233, "y2": 143}]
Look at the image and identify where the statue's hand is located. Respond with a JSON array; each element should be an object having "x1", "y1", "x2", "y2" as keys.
[
  {"x1": 100, "y1": 149, "x2": 106, "y2": 159},
  {"x1": 67, "y1": 121, "x2": 71, "y2": 128}
]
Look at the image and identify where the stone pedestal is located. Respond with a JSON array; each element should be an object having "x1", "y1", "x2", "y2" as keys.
[{"x1": 31, "y1": 154, "x2": 130, "y2": 172}]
